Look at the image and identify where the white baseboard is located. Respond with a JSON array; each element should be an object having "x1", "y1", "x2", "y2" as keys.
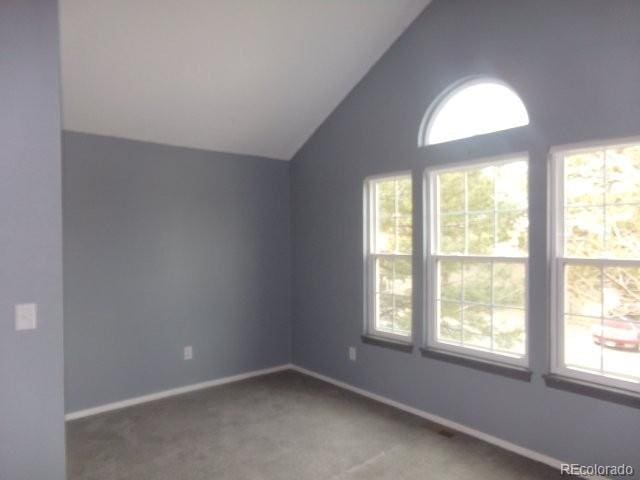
[
  {"x1": 65, "y1": 363, "x2": 293, "y2": 421},
  {"x1": 289, "y1": 365, "x2": 606, "y2": 480}
]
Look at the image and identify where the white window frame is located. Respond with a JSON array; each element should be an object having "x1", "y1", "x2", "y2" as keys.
[
  {"x1": 364, "y1": 172, "x2": 413, "y2": 342},
  {"x1": 550, "y1": 137, "x2": 640, "y2": 393},
  {"x1": 418, "y1": 77, "x2": 530, "y2": 147},
  {"x1": 425, "y1": 154, "x2": 530, "y2": 367}
]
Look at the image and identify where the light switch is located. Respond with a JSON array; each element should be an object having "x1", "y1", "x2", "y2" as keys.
[
  {"x1": 15, "y1": 303, "x2": 37, "y2": 331},
  {"x1": 184, "y1": 346, "x2": 193, "y2": 360},
  {"x1": 348, "y1": 346, "x2": 356, "y2": 361}
]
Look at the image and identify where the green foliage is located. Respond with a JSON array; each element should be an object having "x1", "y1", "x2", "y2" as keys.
[
  {"x1": 436, "y1": 161, "x2": 528, "y2": 353},
  {"x1": 439, "y1": 172, "x2": 464, "y2": 212},
  {"x1": 563, "y1": 146, "x2": 640, "y2": 325},
  {"x1": 462, "y1": 262, "x2": 491, "y2": 303},
  {"x1": 438, "y1": 260, "x2": 525, "y2": 353},
  {"x1": 493, "y1": 263, "x2": 525, "y2": 308},
  {"x1": 374, "y1": 178, "x2": 412, "y2": 255},
  {"x1": 437, "y1": 161, "x2": 528, "y2": 257},
  {"x1": 373, "y1": 177, "x2": 412, "y2": 335}
]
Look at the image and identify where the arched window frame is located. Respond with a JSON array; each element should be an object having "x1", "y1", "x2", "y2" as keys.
[
  {"x1": 421, "y1": 77, "x2": 532, "y2": 370},
  {"x1": 418, "y1": 77, "x2": 530, "y2": 147}
]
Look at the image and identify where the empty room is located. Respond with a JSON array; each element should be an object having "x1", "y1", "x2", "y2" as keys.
[{"x1": 2, "y1": 0, "x2": 640, "y2": 479}]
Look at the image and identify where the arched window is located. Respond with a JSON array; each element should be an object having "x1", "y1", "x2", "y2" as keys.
[{"x1": 420, "y1": 78, "x2": 529, "y2": 146}]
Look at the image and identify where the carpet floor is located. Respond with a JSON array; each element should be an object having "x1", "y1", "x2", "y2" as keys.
[{"x1": 67, "y1": 370, "x2": 562, "y2": 479}]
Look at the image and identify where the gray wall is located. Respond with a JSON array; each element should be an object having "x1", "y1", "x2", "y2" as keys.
[
  {"x1": 0, "y1": 1, "x2": 66, "y2": 479},
  {"x1": 63, "y1": 132, "x2": 291, "y2": 413},
  {"x1": 291, "y1": 0, "x2": 640, "y2": 471}
]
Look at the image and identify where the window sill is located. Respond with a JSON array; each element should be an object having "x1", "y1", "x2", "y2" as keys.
[
  {"x1": 420, "y1": 347, "x2": 532, "y2": 382},
  {"x1": 543, "y1": 373, "x2": 640, "y2": 409},
  {"x1": 361, "y1": 334, "x2": 414, "y2": 353}
]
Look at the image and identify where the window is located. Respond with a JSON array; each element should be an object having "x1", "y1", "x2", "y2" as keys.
[
  {"x1": 365, "y1": 174, "x2": 413, "y2": 341},
  {"x1": 420, "y1": 79, "x2": 529, "y2": 146},
  {"x1": 552, "y1": 140, "x2": 640, "y2": 392},
  {"x1": 426, "y1": 157, "x2": 529, "y2": 365}
]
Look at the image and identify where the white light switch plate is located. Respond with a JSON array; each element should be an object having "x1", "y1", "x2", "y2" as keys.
[
  {"x1": 348, "y1": 346, "x2": 356, "y2": 361},
  {"x1": 184, "y1": 346, "x2": 193, "y2": 360},
  {"x1": 15, "y1": 303, "x2": 37, "y2": 331}
]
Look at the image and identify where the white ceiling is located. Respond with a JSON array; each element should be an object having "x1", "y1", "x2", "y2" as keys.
[{"x1": 60, "y1": 0, "x2": 430, "y2": 160}]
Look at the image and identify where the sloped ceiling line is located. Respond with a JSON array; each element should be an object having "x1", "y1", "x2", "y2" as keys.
[{"x1": 60, "y1": 0, "x2": 431, "y2": 160}]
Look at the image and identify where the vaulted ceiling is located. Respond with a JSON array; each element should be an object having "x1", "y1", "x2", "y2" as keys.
[{"x1": 60, "y1": 0, "x2": 431, "y2": 160}]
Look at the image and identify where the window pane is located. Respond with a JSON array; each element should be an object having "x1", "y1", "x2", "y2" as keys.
[
  {"x1": 563, "y1": 265, "x2": 640, "y2": 383},
  {"x1": 396, "y1": 215, "x2": 412, "y2": 256},
  {"x1": 493, "y1": 262, "x2": 525, "y2": 308},
  {"x1": 467, "y1": 213, "x2": 494, "y2": 255},
  {"x1": 375, "y1": 215, "x2": 396, "y2": 253},
  {"x1": 564, "y1": 315, "x2": 603, "y2": 372},
  {"x1": 375, "y1": 180, "x2": 396, "y2": 216},
  {"x1": 374, "y1": 256, "x2": 412, "y2": 337},
  {"x1": 564, "y1": 151, "x2": 604, "y2": 206},
  {"x1": 393, "y1": 257, "x2": 412, "y2": 297},
  {"x1": 431, "y1": 159, "x2": 528, "y2": 363},
  {"x1": 559, "y1": 143, "x2": 640, "y2": 388},
  {"x1": 466, "y1": 167, "x2": 494, "y2": 211},
  {"x1": 605, "y1": 205, "x2": 640, "y2": 259},
  {"x1": 564, "y1": 264, "x2": 602, "y2": 317},
  {"x1": 376, "y1": 293, "x2": 394, "y2": 333},
  {"x1": 438, "y1": 260, "x2": 462, "y2": 301},
  {"x1": 368, "y1": 175, "x2": 412, "y2": 339},
  {"x1": 605, "y1": 146, "x2": 640, "y2": 205},
  {"x1": 438, "y1": 301, "x2": 462, "y2": 343},
  {"x1": 496, "y1": 210, "x2": 528, "y2": 256},
  {"x1": 425, "y1": 81, "x2": 529, "y2": 145},
  {"x1": 495, "y1": 161, "x2": 528, "y2": 210},
  {"x1": 374, "y1": 179, "x2": 396, "y2": 253},
  {"x1": 439, "y1": 214, "x2": 465, "y2": 254},
  {"x1": 395, "y1": 296, "x2": 412, "y2": 335},
  {"x1": 373, "y1": 177, "x2": 412, "y2": 255},
  {"x1": 435, "y1": 261, "x2": 527, "y2": 359},
  {"x1": 564, "y1": 206, "x2": 604, "y2": 257},
  {"x1": 375, "y1": 258, "x2": 394, "y2": 295},
  {"x1": 600, "y1": 267, "x2": 640, "y2": 381},
  {"x1": 603, "y1": 266, "x2": 640, "y2": 320},
  {"x1": 602, "y1": 329, "x2": 640, "y2": 381},
  {"x1": 463, "y1": 262, "x2": 491, "y2": 304},
  {"x1": 493, "y1": 308, "x2": 525, "y2": 355},
  {"x1": 397, "y1": 178, "x2": 413, "y2": 216},
  {"x1": 562, "y1": 144, "x2": 640, "y2": 261},
  {"x1": 438, "y1": 171, "x2": 465, "y2": 213},
  {"x1": 435, "y1": 159, "x2": 528, "y2": 257},
  {"x1": 463, "y1": 305, "x2": 491, "y2": 349}
]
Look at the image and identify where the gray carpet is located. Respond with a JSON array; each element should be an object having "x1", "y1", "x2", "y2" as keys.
[{"x1": 67, "y1": 370, "x2": 562, "y2": 479}]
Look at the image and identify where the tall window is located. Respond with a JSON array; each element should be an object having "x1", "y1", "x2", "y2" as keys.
[
  {"x1": 426, "y1": 157, "x2": 529, "y2": 365},
  {"x1": 365, "y1": 174, "x2": 413, "y2": 340},
  {"x1": 420, "y1": 78, "x2": 529, "y2": 146},
  {"x1": 552, "y1": 140, "x2": 640, "y2": 391}
]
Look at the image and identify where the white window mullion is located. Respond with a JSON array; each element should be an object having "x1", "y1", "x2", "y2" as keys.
[
  {"x1": 490, "y1": 261, "x2": 495, "y2": 352},
  {"x1": 464, "y1": 172, "x2": 469, "y2": 255}
]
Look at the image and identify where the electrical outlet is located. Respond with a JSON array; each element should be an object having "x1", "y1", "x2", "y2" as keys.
[
  {"x1": 184, "y1": 346, "x2": 193, "y2": 360},
  {"x1": 348, "y1": 346, "x2": 356, "y2": 361}
]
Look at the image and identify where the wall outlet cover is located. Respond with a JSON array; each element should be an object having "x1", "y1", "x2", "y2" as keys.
[
  {"x1": 184, "y1": 346, "x2": 193, "y2": 360},
  {"x1": 15, "y1": 303, "x2": 38, "y2": 331}
]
